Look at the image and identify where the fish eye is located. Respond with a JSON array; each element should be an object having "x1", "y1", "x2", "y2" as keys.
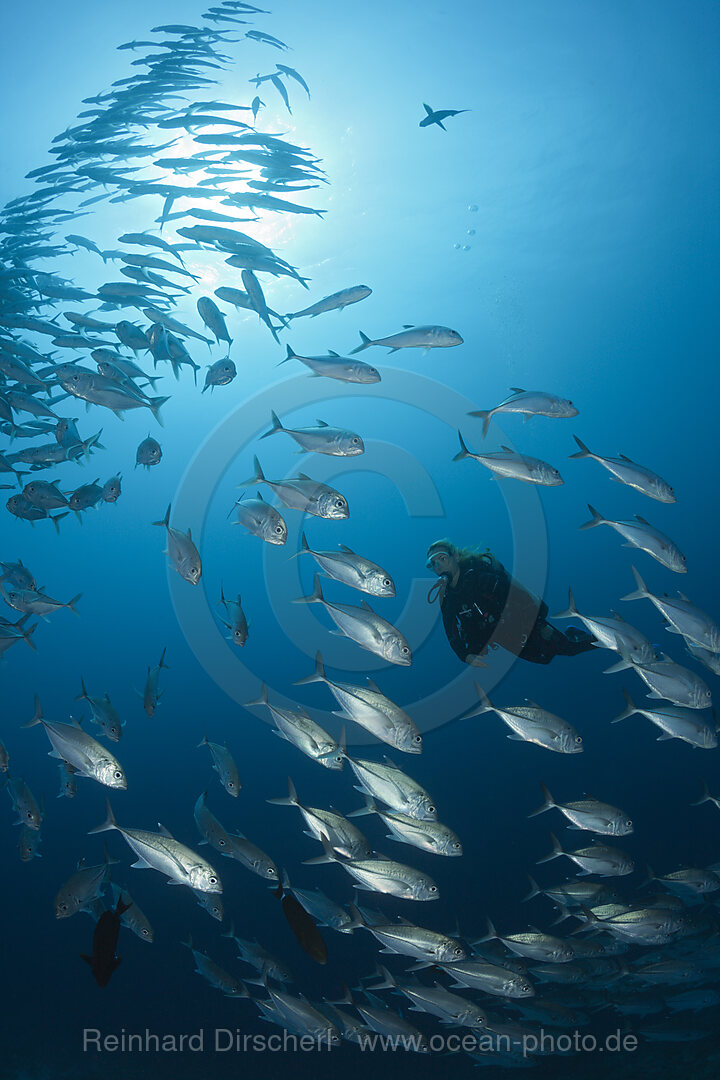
[
  {"x1": 268, "y1": 868, "x2": 277, "y2": 876},
  {"x1": 208, "y1": 876, "x2": 217, "y2": 885},
  {"x1": 218, "y1": 838, "x2": 227, "y2": 847},
  {"x1": 429, "y1": 885, "x2": 438, "y2": 892},
  {"x1": 575, "y1": 736, "x2": 582, "y2": 743},
  {"x1": 384, "y1": 578, "x2": 392, "y2": 587},
  {"x1": 427, "y1": 805, "x2": 435, "y2": 814},
  {"x1": 114, "y1": 770, "x2": 123, "y2": 779},
  {"x1": 453, "y1": 841, "x2": 461, "y2": 849},
  {"x1": 626, "y1": 820, "x2": 632, "y2": 827},
  {"x1": 413, "y1": 735, "x2": 422, "y2": 744},
  {"x1": 402, "y1": 646, "x2": 410, "y2": 655},
  {"x1": 454, "y1": 946, "x2": 463, "y2": 956},
  {"x1": 275, "y1": 526, "x2": 283, "y2": 533},
  {"x1": 522, "y1": 983, "x2": 531, "y2": 993},
  {"x1": 335, "y1": 499, "x2": 345, "y2": 508},
  {"x1": 142, "y1": 929, "x2": 149, "y2": 936}
]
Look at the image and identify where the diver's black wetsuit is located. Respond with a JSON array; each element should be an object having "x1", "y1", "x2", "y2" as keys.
[{"x1": 438, "y1": 553, "x2": 594, "y2": 665}]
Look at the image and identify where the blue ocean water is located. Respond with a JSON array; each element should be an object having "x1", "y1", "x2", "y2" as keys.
[{"x1": 1, "y1": 1, "x2": 719, "y2": 1077}]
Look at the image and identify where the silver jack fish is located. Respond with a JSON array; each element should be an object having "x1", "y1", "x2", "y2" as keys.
[
  {"x1": 240, "y1": 457, "x2": 349, "y2": 519},
  {"x1": 25, "y1": 696, "x2": 127, "y2": 790},
  {"x1": 152, "y1": 503, "x2": 202, "y2": 585},
  {"x1": 295, "y1": 574, "x2": 411, "y2": 665},
  {"x1": 90, "y1": 798, "x2": 222, "y2": 893},
  {"x1": 295, "y1": 535, "x2": 394, "y2": 597},
  {"x1": 454, "y1": 432, "x2": 563, "y2": 485},
  {"x1": 295, "y1": 650, "x2": 420, "y2": 752}
]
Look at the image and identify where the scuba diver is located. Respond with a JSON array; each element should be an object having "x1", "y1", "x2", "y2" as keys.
[{"x1": 426, "y1": 539, "x2": 595, "y2": 666}]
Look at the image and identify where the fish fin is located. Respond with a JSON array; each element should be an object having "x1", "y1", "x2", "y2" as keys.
[
  {"x1": 553, "y1": 586, "x2": 579, "y2": 620},
  {"x1": 294, "y1": 649, "x2": 326, "y2": 686},
  {"x1": 528, "y1": 782, "x2": 556, "y2": 818},
  {"x1": 245, "y1": 683, "x2": 269, "y2": 708},
  {"x1": 536, "y1": 833, "x2": 564, "y2": 865},
  {"x1": 452, "y1": 430, "x2": 472, "y2": 462},
  {"x1": 259, "y1": 410, "x2": 284, "y2": 439},
  {"x1": 612, "y1": 688, "x2": 638, "y2": 723},
  {"x1": 23, "y1": 695, "x2": 44, "y2": 728},
  {"x1": 620, "y1": 565, "x2": 649, "y2": 602},
  {"x1": 130, "y1": 855, "x2": 154, "y2": 872},
  {"x1": 293, "y1": 573, "x2": 324, "y2": 606},
  {"x1": 350, "y1": 331, "x2": 371, "y2": 355},
  {"x1": 152, "y1": 503, "x2": 171, "y2": 529},
  {"x1": 568, "y1": 434, "x2": 593, "y2": 459},
  {"x1": 88, "y1": 796, "x2": 118, "y2": 834},
  {"x1": 579, "y1": 504, "x2": 605, "y2": 530}
]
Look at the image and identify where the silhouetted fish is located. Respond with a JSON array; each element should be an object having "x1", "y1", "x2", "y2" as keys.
[
  {"x1": 274, "y1": 879, "x2": 328, "y2": 965},
  {"x1": 81, "y1": 896, "x2": 131, "y2": 988}
]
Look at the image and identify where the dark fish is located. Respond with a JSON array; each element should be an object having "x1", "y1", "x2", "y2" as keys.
[
  {"x1": 275, "y1": 879, "x2": 328, "y2": 965},
  {"x1": 81, "y1": 897, "x2": 131, "y2": 988}
]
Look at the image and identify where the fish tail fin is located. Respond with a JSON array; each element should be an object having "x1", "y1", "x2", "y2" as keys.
[
  {"x1": 259, "y1": 410, "x2": 283, "y2": 440},
  {"x1": 294, "y1": 649, "x2": 326, "y2": 686},
  {"x1": 152, "y1": 503, "x2": 171, "y2": 529},
  {"x1": 521, "y1": 874, "x2": 542, "y2": 902},
  {"x1": 603, "y1": 657, "x2": 633, "y2": 674},
  {"x1": 579, "y1": 504, "x2": 605, "y2": 531},
  {"x1": 245, "y1": 682, "x2": 269, "y2": 708},
  {"x1": 346, "y1": 794, "x2": 376, "y2": 819},
  {"x1": 466, "y1": 681, "x2": 493, "y2": 717},
  {"x1": 49, "y1": 511, "x2": 69, "y2": 536},
  {"x1": 196, "y1": 734, "x2": 209, "y2": 748},
  {"x1": 536, "y1": 832, "x2": 564, "y2": 865},
  {"x1": 620, "y1": 565, "x2": 649, "y2": 602},
  {"x1": 22, "y1": 695, "x2": 43, "y2": 729},
  {"x1": 638, "y1": 864, "x2": 656, "y2": 890},
  {"x1": 267, "y1": 776, "x2": 300, "y2": 807},
  {"x1": 346, "y1": 903, "x2": 366, "y2": 931},
  {"x1": 89, "y1": 796, "x2": 118, "y2": 834},
  {"x1": 302, "y1": 834, "x2": 338, "y2": 865},
  {"x1": 293, "y1": 573, "x2": 323, "y2": 605},
  {"x1": 612, "y1": 688, "x2": 638, "y2": 723},
  {"x1": 324, "y1": 983, "x2": 355, "y2": 1007},
  {"x1": 476, "y1": 918, "x2": 498, "y2": 944},
  {"x1": 75, "y1": 676, "x2": 89, "y2": 701},
  {"x1": 238, "y1": 455, "x2": 264, "y2": 487},
  {"x1": 691, "y1": 780, "x2": 712, "y2": 807},
  {"x1": 22, "y1": 622, "x2": 38, "y2": 652},
  {"x1": 279, "y1": 343, "x2": 298, "y2": 366},
  {"x1": 467, "y1": 409, "x2": 491, "y2": 438},
  {"x1": 553, "y1": 587, "x2": 579, "y2": 621},
  {"x1": 158, "y1": 647, "x2": 169, "y2": 670},
  {"x1": 67, "y1": 593, "x2": 82, "y2": 615},
  {"x1": 569, "y1": 434, "x2": 593, "y2": 459},
  {"x1": 370, "y1": 965, "x2": 396, "y2": 990},
  {"x1": 452, "y1": 430, "x2": 472, "y2": 462},
  {"x1": 148, "y1": 395, "x2": 170, "y2": 426},
  {"x1": 551, "y1": 903, "x2": 576, "y2": 928},
  {"x1": 528, "y1": 782, "x2": 556, "y2": 818},
  {"x1": 350, "y1": 331, "x2": 371, "y2": 354}
]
